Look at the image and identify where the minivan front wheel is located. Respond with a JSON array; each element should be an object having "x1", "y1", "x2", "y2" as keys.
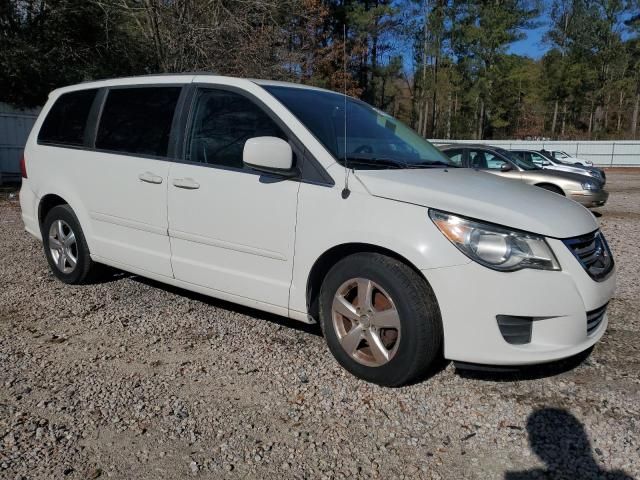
[
  {"x1": 319, "y1": 252, "x2": 442, "y2": 387},
  {"x1": 42, "y1": 205, "x2": 97, "y2": 284}
]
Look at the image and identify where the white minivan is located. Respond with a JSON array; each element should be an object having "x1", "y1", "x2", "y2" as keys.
[{"x1": 19, "y1": 75, "x2": 616, "y2": 386}]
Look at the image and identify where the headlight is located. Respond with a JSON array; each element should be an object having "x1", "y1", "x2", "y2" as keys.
[
  {"x1": 429, "y1": 210, "x2": 560, "y2": 272},
  {"x1": 581, "y1": 181, "x2": 599, "y2": 190}
]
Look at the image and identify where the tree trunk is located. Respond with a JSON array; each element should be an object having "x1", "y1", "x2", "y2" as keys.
[
  {"x1": 588, "y1": 100, "x2": 595, "y2": 138},
  {"x1": 422, "y1": 99, "x2": 430, "y2": 137},
  {"x1": 631, "y1": 93, "x2": 639, "y2": 139},
  {"x1": 446, "y1": 89, "x2": 452, "y2": 140},
  {"x1": 617, "y1": 90, "x2": 624, "y2": 132},
  {"x1": 477, "y1": 100, "x2": 484, "y2": 140},
  {"x1": 561, "y1": 101, "x2": 567, "y2": 137},
  {"x1": 430, "y1": 54, "x2": 438, "y2": 137},
  {"x1": 604, "y1": 91, "x2": 611, "y2": 131},
  {"x1": 551, "y1": 99, "x2": 559, "y2": 136}
]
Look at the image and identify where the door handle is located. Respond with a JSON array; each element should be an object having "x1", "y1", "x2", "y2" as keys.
[
  {"x1": 172, "y1": 177, "x2": 200, "y2": 190},
  {"x1": 138, "y1": 172, "x2": 163, "y2": 184}
]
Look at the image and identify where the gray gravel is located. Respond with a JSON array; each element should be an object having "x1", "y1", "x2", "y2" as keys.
[{"x1": 1, "y1": 173, "x2": 639, "y2": 479}]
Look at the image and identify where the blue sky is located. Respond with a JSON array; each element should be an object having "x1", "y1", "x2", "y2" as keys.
[{"x1": 508, "y1": 22, "x2": 551, "y2": 59}]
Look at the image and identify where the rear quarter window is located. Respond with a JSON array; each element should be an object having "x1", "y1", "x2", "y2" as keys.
[
  {"x1": 95, "y1": 87, "x2": 181, "y2": 157},
  {"x1": 38, "y1": 89, "x2": 98, "y2": 146}
]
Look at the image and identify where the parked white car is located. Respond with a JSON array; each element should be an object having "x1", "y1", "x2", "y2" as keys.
[
  {"x1": 511, "y1": 150, "x2": 605, "y2": 185},
  {"x1": 19, "y1": 75, "x2": 616, "y2": 386},
  {"x1": 548, "y1": 150, "x2": 594, "y2": 167}
]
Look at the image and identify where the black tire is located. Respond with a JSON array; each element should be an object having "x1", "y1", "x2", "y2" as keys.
[
  {"x1": 536, "y1": 183, "x2": 564, "y2": 195},
  {"x1": 319, "y1": 252, "x2": 443, "y2": 387},
  {"x1": 42, "y1": 204, "x2": 97, "y2": 284}
]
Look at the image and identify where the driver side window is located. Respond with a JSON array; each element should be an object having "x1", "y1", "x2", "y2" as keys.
[
  {"x1": 469, "y1": 150, "x2": 507, "y2": 170},
  {"x1": 186, "y1": 89, "x2": 286, "y2": 169},
  {"x1": 485, "y1": 152, "x2": 507, "y2": 169},
  {"x1": 530, "y1": 153, "x2": 546, "y2": 166}
]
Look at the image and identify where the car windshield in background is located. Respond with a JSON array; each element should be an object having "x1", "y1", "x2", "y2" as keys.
[
  {"x1": 496, "y1": 148, "x2": 539, "y2": 171},
  {"x1": 264, "y1": 86, "x2": 452, "y2": 169}
]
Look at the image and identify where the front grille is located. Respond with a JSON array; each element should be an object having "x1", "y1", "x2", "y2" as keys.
[
  {"x1": 587, "y1": 303, "x2": 607, "y2": 335},
  {"x1": 563, "y1": 230, "x2": 614, "y2": 281}
]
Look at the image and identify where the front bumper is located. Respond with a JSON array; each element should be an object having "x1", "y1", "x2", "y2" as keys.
[
  {"x1": 422, "y1": 237, "x2": 616, "y2": 366},
  {"x1": 568, "y1": 189, "x2": 609, "y2": 208}
]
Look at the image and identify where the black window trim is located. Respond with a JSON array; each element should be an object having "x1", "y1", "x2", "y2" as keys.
[
  {"x1": 37, "y1": 84, "x2": 188, "y2": 163},
  {"x1": 34, "y1": 81, "x2": 335, "y2": 187},
  {"x1": 175, "y1": 83, "x2": 334, "y2": 187}
]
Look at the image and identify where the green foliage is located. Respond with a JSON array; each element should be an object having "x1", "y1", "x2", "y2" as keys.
[{"x1": 0, "y1": 0, "x2": 638, "y2": 139}]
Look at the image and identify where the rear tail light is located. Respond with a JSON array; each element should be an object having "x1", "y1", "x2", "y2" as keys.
[{"x1": 20, "y1": 154, "x2": 27, "y2": 178}]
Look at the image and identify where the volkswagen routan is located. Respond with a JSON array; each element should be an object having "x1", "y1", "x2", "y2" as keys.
[{"x1": 19, "y1": 75, "x2": 616, "y2": 386}]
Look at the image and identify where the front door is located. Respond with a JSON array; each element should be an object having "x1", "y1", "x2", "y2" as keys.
[{"x1": 167, "y1": 87, "x2": 300, "y2": 309}]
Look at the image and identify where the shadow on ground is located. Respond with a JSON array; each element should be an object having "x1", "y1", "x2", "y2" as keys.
[
  {"x1": 505, "y1": 408, "x2": 634, "y2": 479},
  {"x1": 454, "y1": 347, "x2": 594, "y2": 382},
  {"x1": 130, "y1": 275, "x2": 323, "y2": 337}
]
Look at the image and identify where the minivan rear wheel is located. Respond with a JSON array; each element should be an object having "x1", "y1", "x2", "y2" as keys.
[
  {"x1": 42, "y1": 205, "x2": 97, "y2": 284},
  {"x1": 319, "y1": 252, "x2": 442, "y2": 387}
]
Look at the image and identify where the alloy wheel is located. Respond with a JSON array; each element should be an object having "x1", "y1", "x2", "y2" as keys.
[
  {"x1": 48, "y1": 220, "x2": 78, "y2": 274},
  {"x1": 331, "y1": 278, "x2": 401, "y2": 367}
]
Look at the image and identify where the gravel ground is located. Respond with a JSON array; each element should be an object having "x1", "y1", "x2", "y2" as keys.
[{"x1": 1, "y1": 173, "x2": 639, "y2": 480}]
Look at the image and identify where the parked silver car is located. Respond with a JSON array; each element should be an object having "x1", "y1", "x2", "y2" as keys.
[
  {"x1": 511, "y1": 149, "x2": 606, "y2": 185},
  {"x1": 440, "y1": 144, "x2": 608, "y2": 208}
]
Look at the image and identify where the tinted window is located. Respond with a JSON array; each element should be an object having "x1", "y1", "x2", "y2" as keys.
[
  {"x1": 96, "y1": 87, "x2": 181, "y2": 157},
  {"x1": 38, "y1": 89, "x2": 97, "y2": 146},
  {"x1": 468, "y1": 150, "x2": 507, "y2": 169},
  {"x1": 187, "y1": 89, "x2": 285, "y2": 169},
  {"x1": 529, "y1": 152, "x2": 547, "y2": 166},
  {"x1": 443, "y1": 148, "x2": 464, "y2": 166}
]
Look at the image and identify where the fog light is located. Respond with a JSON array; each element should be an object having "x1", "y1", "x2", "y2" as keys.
[{"x1": 496, "y1": 315, "x2": 533, "y2": 345}]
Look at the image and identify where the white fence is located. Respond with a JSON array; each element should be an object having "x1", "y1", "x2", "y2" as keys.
[
  {"x1": 430, "y1": 139, "x2": 640, "y2": 167},
  {"x1": 0, "y1": 102, "x2": 40, "y2": 182}
]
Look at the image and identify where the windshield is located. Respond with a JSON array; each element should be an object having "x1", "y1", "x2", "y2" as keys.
[
  {"x1": 495, "y1": 148, "x2": 539, "y2": 171},
  {"x1": 264, "y1": 85, "x2": 452, "y2": 169}
]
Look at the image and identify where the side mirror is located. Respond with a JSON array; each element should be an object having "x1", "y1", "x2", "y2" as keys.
[
  {"x1": 500, "y1": 162, "x2": 512, "y2": 172},
  {"x1": 243, "y1": 137, "x2": 296, "y2": 176},
  {"x1": 542, "y1": 160, "x2": 551, "y2": 166}
]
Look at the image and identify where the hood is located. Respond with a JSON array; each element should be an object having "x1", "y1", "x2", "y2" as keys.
[
  {"x1": 354, "y1": 168, "x2": 598, "y2": 238},
  {"x1": 524, "y1": 168, "x2": 597, "y2": 185}
]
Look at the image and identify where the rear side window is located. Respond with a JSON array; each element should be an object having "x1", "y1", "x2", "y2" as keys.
[
  {"x1": 96, "y1": 87, "x2": 181, "y2": 157},
  {"x1": 38, "y1": 89, "x2": 97, "y2": 146}
]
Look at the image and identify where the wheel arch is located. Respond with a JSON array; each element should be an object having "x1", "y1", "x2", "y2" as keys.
[
  {"x1": 306, "y1": 242, "x2": 427, "y2": 323},
  {"x1": 534, "y1": 183, "x2": 565, "y2": 195},
  {"x1": 38, "y1": 194, "x2": 70, "y2": 228},
  {"x1": 37, "y1": 193, "x2": 94, "y2": 252}
]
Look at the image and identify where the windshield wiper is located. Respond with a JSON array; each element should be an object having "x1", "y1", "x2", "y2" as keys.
[
  {"x1": 341, "y1": 156, "x2": 409, "y2": 169},
  {"x1": 407, "y1": 160, "x2": 455, "y2": 168}
]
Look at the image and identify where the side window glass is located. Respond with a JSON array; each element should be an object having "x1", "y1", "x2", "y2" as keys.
[
  {"x1": 38, "y1": 89, "x2": 98, "y2": 146},
  {"x1": 96, "y1": 87, "x2": 181, "y2": 157},
  {"x1": 469, "y1": 150, "x2": 488, "y2": 169},
  {"x1": 187, "y1": 89, "x2": 286, "y2": 169},
  {"x1": 530, "y1": 153, "x2": 545, "y2": 165},
  {"x1": 443, "y1": 149, "x2": 463, "y2": 166},
  {"x1": 485, "y1": 152, "x2": 507, "y2": 170}
]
